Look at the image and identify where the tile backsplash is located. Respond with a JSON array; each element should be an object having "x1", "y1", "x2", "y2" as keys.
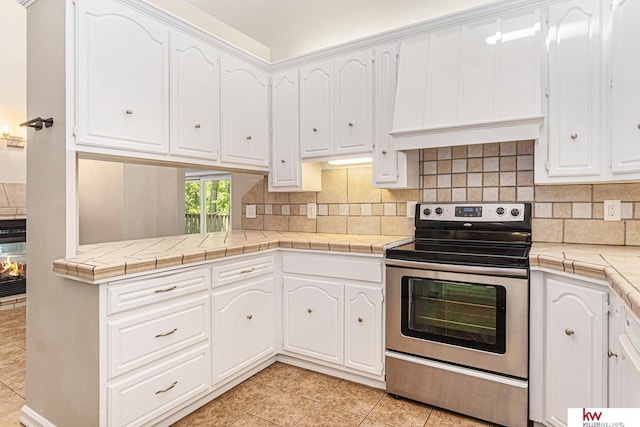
[
  {"x1": 0, "y1": 183, "x2": 26, "y2": 219},
  {"x1": 242, "y1": 140, "x2": 640, "y2": 244}
]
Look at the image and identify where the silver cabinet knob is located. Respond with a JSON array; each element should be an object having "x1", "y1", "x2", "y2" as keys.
[
  {"x1": 195, "y1": 123, "x2": 201, "y2": 129},
  {"x1": 381, "y1": 149, "x2": 387, "y2": 155},
  {"x1": 246, "y1": 136, "x2": 252, "y2": 140},
  {"x1": 246, "y1": 314, "x2": 253, "y2": 320},
  {"x1": 348, "y1": 122, "x2": 353, "y2": 127},
  {"x1": 307, "y1": 308, "x2": 313, "y2": 314},
  {"x1": 570, "y1": 133, "x2": 578, "y2": 140},
  {"x1": 125, "y1": 109, "x2": 133, "y2": 115},
  {"x1": 637, "y1": 123, "x2": 640, "y2": 130},
  {"x1": 357, "y1": 317, "x2": 363, "y2": 323},
  {"x1": 608, "y1": 349, "x2": 618, "y2": 358},
  {"x1": 565, "y1": 328, "x2": 575, "y2": 336},
  {"x1": 312, "y1": 128, "x2": 318, "y2": 132},
  {"x1": 281, "y1": 159, "x2": 286, "y2": 163}
]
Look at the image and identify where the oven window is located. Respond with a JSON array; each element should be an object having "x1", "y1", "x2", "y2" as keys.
[{"x1": 401, "y1": 277, "x2": 506, "y2": 354}]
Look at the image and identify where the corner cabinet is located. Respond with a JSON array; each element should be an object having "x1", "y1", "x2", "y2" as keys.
[
  {"x1": 530, "y1": 271, "x2": 609, "y2": 427},
  {"x1": 77, "y1": 0, "x2": 170, "y2": 154},
  {"x1": 220, "y1": 54, "x2": 270, "y2": 169}
]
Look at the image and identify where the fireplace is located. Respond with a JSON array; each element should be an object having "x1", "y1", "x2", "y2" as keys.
[{"x1": 0, "y1": 219, "x2": 26, "y2": 299}]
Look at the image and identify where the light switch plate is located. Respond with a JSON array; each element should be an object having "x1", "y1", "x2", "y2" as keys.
[
  {"x1": 604, "y1": 200, "x2": 621, "y2": 221},
  {"x1": 307, "y1": 203, "x2": 317, "y2": 219},
  {"x1": 407, "y1": 201, "x2": 418, "y2": 218},
  {"x1": 246, "y1": 204, "x2": 257, "y2": 219}
]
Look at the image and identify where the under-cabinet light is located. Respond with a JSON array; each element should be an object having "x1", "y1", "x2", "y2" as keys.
[{"x1": 327, "y1": 157, "x2": 372, "y2": 166}]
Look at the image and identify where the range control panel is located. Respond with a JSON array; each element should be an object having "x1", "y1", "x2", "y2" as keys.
[{"x1": 418, "y1": 203, "x2": 526, "y2": 222}]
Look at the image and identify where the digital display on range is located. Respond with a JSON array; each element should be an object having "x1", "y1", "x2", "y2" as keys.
[{"x1": 455, "y1": 206, "x2": 482, "y2": 217}]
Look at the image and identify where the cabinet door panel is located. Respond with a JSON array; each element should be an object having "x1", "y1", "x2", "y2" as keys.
[
  {"x1": 300, "y1": 61, "x2": 333, "y2": 158},
  {"x1": 212, "y1": 278, "x2": 275, "y2": 383},
  {"x1": 424, "y1": 30, "x2": 461, "y2": 127},
  {"x1": 334, "y1": 51, "x2": 372, "y2": 154},
  {"x1": 283, "y1": 277, "x2": 343, "y2": 364},
  {"x1": 547, "y1": 0, "x2": 601, "y2": 177},
  {"x1": 170, "y1": 31, "x2": 219, "y2": 160},
  {"x1": 220, "y1": 55, "x2": 269, "y2": 167},
  {"x1": 271, "y1": 70, "x2": 300, "y2": 188},
  {"x1": 344, "y1": 284, "x2": 383, "y2": 375},
  {"x1": 611, "y1": 0, "x2": 640, "y2": 174},
  {"x1": 545, "y1": 278, "x2": 607, "y2": 426},
  {"x1": 78, "y1": 0, "x2": 169, "y2": 153}
]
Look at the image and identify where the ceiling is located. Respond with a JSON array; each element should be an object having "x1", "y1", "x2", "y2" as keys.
[{"x1": 182, "y1": 0, "x2": 495, "y2": 61}]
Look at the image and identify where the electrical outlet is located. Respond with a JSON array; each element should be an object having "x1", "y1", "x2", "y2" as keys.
[
  {"x1": 604, "y1": 200, "x2": 621, "y2": 221},
  {"x1": 246, "y1": 204, "x2": 257, "y2": 219},
  {"x1": 407, "y1": 201, "x2": 418, "y2": 218},
  {"x1": 307, "y1": 203, "x2": 317, "y2": 219}
]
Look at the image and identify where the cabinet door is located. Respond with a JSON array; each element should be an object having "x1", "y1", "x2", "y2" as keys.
[
  {"x1": 344, "y1": 284, "x2": 383, "y2": 375},
  {"x1": 220, "y1": 55, "x2": 269, "y2": 168},
  {"x1": 300, "y1": 61, "x2": 333, "y2": 158},
  {"x1": 546, "y1": 0, "x2": 602, "y2": 178},
  {"x1": 77, "y1": 0, "x2": 169, "y2": 154},
  {"x1": 334, "y1": 51, "x2": 372, "y2": 154},
  {"x1": 611, "y1": 0, "x2": 640, "y2": 175},
  {"x1": 545, "y1": 278, "x2": 607, "y2": 427},
  {"x1": 283, "y1": 276, "x2": 343, "y2": 364},
  {"x1": 170, "y1": 31, "x2": 220, "y2": 160},
  {"x1": 270, "y1": 70, "x2": 301, "y2": 189},
  {"x1": 212, "y1": 277, "x2": 275, "y2": 384}
]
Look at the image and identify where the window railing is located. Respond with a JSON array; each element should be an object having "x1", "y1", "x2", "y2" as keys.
[{"x1": 185, "y1": 213, "x2": 230, "y2": 234}]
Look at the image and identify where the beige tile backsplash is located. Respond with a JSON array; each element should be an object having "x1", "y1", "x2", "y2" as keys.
[{"x1": 241, "y1": 140, "x2": 640, "y2": 244}]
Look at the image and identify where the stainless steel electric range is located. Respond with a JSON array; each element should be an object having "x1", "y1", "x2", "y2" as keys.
[{"x1": 385, "y1": 202, "x2": 531, "y2": 427}]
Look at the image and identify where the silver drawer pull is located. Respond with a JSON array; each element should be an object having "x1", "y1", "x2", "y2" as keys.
[
  {"x1": 247, "y1": 314, "x2": 253, "y2": 320},
  {"x1": 381, "y1": 150, "x2": 387, "y2": 155},
  {"x1": 240, "y1": 267, "x2": 255, "y2": 274},
  {"x1": 195, "y1": 123, "x2": 201, "y2": 129},
  {"x1": 565, "y1": 328, "x2": 575, "y2": 336},
  {"x1": 570, "y1": 133, "x2": 578, "y2": 140},
  {"x1": 155, "y1": 381, "x2": 178, "y2": 395},
  {"x1": 246, "y1": 135, "x2": 252, "y2": 140},
  {"x1": 357, "y1": 317, "x2": 363, "y2": 323},
  {"x1": 307, "y1": 308, "x2": 313, "y2": 314},
  {"x1": 154, "y1": 285, "x2": 177, "y2": 294},
  {"x1": 125, "y1": 109, "x2": 133, "y2": 115},
  {"x1": 155, "y1": 328, "x2": 177, "y2": 338},
  {"x1": 348, "y1": 122, "x2": 353, "y2": 127}
]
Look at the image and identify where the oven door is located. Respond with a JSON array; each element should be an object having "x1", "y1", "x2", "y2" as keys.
[{"x1": 386, "y1": 259, "x2": 528, "y2": 379}]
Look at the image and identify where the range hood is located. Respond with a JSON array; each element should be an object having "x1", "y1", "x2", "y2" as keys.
[{"x1": 390, "y1": 10, "x2": 545, "y2": 150}]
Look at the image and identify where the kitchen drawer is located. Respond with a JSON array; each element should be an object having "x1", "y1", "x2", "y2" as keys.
[
  {"x1": 282, "y1": 253, "x2": 382, "y2": 284},
  {"x1": 212, "y1": 254, "x2": 275, "y2": 288},
  {"x1": 107, "y1": 267, "x2": 210, "y2": 315},
  {"x1": 108, "y1": 296, "x2": 210, "y2": 379},
  {"x1": 108, "y1": 345, "x2": 211, "y2": 427}
]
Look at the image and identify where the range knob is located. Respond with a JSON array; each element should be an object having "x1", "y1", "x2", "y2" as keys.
[
  {"x1": 496, "y1": 207, "x2": 505, "y2": 216},
  {"x1": 435, "y1": 207, "x2": 444, "y2": 215},
  {"x1": 511, "y1": 208, "x2": 521, "y2": 217},
  {"x1": 423, "y1": 208, "x2": 432, "y2": 216}
]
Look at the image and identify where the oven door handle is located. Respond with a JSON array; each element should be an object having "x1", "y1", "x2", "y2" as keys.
[{"x1": 385, "y1": 258, "x2": 528, "y2": 278}]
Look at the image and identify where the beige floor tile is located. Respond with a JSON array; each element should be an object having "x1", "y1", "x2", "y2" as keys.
[
  {"x1": 281, "y1": 370, "x2": 343, "y2": 401},
  {"x1": 230, "y1": 414, "x2": 280, "y2": 426},
  {"x1": 248, "y1": 390, "x2": 317, "y2": 426},
  {"x1": 295, "y1": 402, "x2": 364, "y2": 426},
  {"x1": 367, "y1": 394, "x2": 432, "y2": 427},
  {"x1": 217, "y1": 379, "x2": 279, "y2": 412},
  {"x1": 425, "y1": 408, "x2": 494, "y2": 426},
  {"x1": 249, "y1": 362, "x2": 305, "y2": 388},
  {"x1": 360, "y1": 418, "x2": 394, "y2": 427},
  {"x1": 323, "y1": 381, "x2": 385, "y2": 416},
  {"x1": 172, "y1": 401, "x2": 243, "y2": 426}
]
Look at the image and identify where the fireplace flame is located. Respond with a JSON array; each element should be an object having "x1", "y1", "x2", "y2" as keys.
[{"x1": 1, "y1": 257, "x2": 23, "y2": 277}]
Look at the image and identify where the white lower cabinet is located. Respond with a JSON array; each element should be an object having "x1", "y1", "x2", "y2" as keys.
[
  {"x1": 530, "y1": 271, "x2": 609, "y2": 427},
  {"x1": 212, "y1": 276, "x2": 276, "y2": 384},
  {"x1": 609, "y1": 301, "x2": 640, "y2": 408},
  {"x1": 281, "y1": 252, "x2": 384, "y2": 378}
]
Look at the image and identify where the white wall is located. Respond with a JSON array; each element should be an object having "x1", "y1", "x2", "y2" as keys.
[{"x1": 0, "y1": 0, "x2": 27, "y2": 183}]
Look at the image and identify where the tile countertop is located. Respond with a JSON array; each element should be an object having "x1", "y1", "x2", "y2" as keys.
[
  {"x1": 52, "y1": 230, "x2": 411, "y2": 283},
  {"x1": 530, "y1": 242, "x2": 640, "y2": 318}
]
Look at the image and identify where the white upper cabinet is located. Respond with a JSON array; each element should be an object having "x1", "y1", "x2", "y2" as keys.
[
  {"x1": 334, "y1": 51, "x2": 373, "y2": 155},
  {"x1": 170, "y1": 31, "x2": 220, "y2": 160},
  {"x1": 610, "y1": 0, "x2": 640, "y2": 176},
  {"x1": 391, "y1": 10, "x2": 543, "y2": 150},
  {"x1": 372, "y1": 43, "x2": 419, "y2": 188},
  {"x1": 300, "y1": 50, "x2": 373, "y2": 159},
  {"x1": 220, "y1": 55, "x2": 270, "y2": 168},
  {"x1": 543, "y1": 0, "x2": 602, "y2": 180},
  {"x1": 300, "y1": 61, "x2": 334, "y2": 158},
  {"x1": 77, "y1": 0, "x2": 169, "y2": 154}
]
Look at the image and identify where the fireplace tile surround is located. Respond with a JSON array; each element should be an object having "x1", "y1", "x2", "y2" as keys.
[{"x1": 0, "y1": 183, "x2": 26, "y2": 220}]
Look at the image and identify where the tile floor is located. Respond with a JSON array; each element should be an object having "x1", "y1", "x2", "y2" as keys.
[{"x1": 0, "y1": 306, "x2": 493, "y2": 427}]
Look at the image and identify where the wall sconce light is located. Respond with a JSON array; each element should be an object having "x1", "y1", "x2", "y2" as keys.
[{"x1": 1, "y1": 124, "x2": 26, "y2": 148}]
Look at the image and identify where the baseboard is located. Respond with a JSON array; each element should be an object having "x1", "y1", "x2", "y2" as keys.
[{"x1": 20, "y1": 405, "x2": 56, "y2": 427}]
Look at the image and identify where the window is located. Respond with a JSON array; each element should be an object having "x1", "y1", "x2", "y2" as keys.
[{"x1": 185, "y1": 173, "x2": 231, "y2": 234}]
